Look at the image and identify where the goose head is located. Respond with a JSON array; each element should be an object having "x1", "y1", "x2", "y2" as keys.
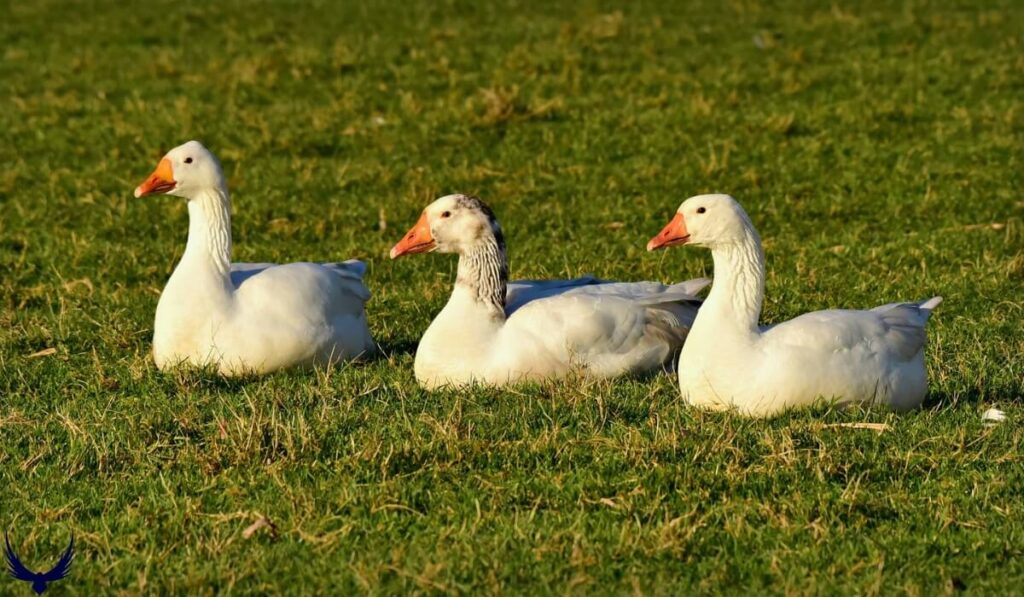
[
  {"x1": 647, "y1": 194, "x2": 753, "y2": 250},
  {"x1": 134, "y1": 140, "x2": 226, "y2": 199},
  {"x1": 390, "y1": 194, "x2": 503, "y2": 259}
]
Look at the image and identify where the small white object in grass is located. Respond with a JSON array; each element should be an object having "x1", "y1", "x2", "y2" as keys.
[
  {"x1": 242, "y1": 514, "x2": 277, "y2": 539},
  {"x1": 26, "y1": 348, "x2": 57, "y2": 358},
  {"x1": 825, "y1": 422, "x2": 890, "y2": 432},
  {"x1": 982, "y1": 408, "x2": 1007, "y2": 425}
]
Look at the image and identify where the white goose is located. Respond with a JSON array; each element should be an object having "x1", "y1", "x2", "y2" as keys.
[
  {"x1": 647, "y1": 193, "x2": 941, "y2": 417},
  {"x1": 390, "y1": 194, "x2": 708, "y2": 389},
  {"x1": 133, "y1": 140, "x2": 376, "y2": 375}
]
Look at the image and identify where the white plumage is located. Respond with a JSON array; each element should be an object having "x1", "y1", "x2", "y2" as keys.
[
  {"x1": 391, "y1": 194, "x2": 707, "y2": 389},
  {"x1": 134, "y1": 140, "x2": 376, "y2": 375},
  {"x1": 648, "y1": 193, "x2": 941, "y2": 417}
]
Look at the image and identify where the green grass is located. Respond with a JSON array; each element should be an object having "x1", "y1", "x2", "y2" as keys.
[{"x1": 2, "y1": 0, "x2": 1022, "y2": 593}]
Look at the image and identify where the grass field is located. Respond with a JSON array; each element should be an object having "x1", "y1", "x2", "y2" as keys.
[{"x1": 2, "y1": 0, "x2": 1023, "y2": 593}]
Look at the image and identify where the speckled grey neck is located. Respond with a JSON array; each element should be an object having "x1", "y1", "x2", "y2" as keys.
[{"x1": 455, "y1": 199, "x2": 508, "y2": 315}]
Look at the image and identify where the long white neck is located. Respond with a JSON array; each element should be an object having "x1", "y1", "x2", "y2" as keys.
[
  {"x1": 155, "y1": 185, "x2": 235, "y2": 341},
  {"x1": 702, "y1": 226, "x2": 765, "y2": 334},
  {"x1": 181, "y1": 186, "x2": 233, "y2": 279}
]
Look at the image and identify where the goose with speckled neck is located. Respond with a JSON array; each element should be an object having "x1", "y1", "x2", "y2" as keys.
[{"x1": 390, "y1": 194, "x2": 708, "y2": 389}]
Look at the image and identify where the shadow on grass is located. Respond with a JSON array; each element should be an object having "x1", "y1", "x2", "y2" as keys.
[
  {"x1": 924, "y1": 387, "x2": 1020, "y2": 409},
  {"x1": 158, "y1": 365, "x2": 264, "y2": 394},
  {"x1": 377, "y1": 338, "x2": 418, "y2": 359}
]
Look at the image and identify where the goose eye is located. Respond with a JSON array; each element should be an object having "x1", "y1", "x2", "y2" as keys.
[
  {"x1": 696, "y1": 207, "x2": 706, "y2": 214},
  {"x1": 184, "y1": 157, "x2": 193, "y2": 164},
  {"x1": 441, "y1": 211, "x2": 451, "y2": 218}
]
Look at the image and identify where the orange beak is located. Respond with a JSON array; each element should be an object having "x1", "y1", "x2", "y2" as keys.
[
  {"x1": 390, "y1": 211, "x2": 436, "y2": 259},
  {"x1": 133, "y1": 158, "x2": 177, "y2": 197},
  {"x1": 647, "y1": 213, "x2": 690, "y2": 251}
]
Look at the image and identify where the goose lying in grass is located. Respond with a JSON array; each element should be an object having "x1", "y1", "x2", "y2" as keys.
[
  {"x1": 390, "y1": 194, "x2": 707, "y2": 389},
  {"x1": 647, "y1": 193, "x2": 941, "y2": 417},
  {"x1": 133, "y1": 140, "x2": 376, "y2": 375}
]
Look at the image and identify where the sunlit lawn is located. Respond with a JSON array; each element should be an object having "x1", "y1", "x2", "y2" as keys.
[{"x1": 1, "y1": 0, "x2": 1022, "y2": 592}]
